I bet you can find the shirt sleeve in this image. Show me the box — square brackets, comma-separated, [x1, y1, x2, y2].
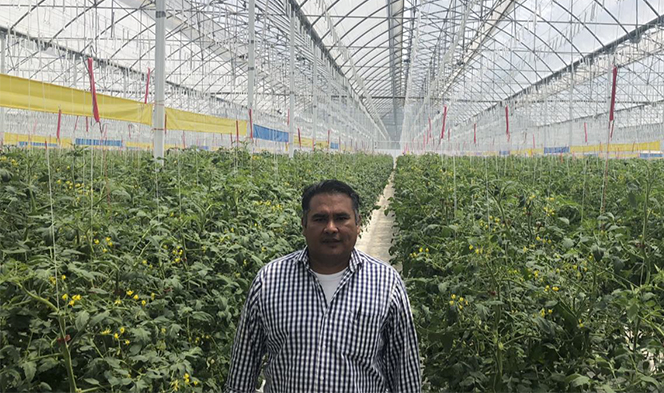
[224, 272, 267, 393]
[384, 276, 422, 392]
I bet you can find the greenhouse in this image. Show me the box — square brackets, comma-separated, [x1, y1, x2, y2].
[0, 0, 663, 391]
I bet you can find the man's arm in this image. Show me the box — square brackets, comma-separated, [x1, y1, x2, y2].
[384, 277, 422, 392]
[224, 273, 267, 393]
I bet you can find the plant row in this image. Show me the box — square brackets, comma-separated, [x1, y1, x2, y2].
[0, 148, 393, 392]
[388, 154, 664, 392]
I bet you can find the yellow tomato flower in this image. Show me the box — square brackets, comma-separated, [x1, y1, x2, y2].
[69, 300, 75, 306]
[62, 294, 69, 300]
[552, 286, 560, 292]
[142, 260, 147, 265]
[94, 239, 100, 244]
[151, 293, 156, 300]
[72, 294, 82, 301]
[133, 295, 139, 300]
[126, 290, 134, 296]
[459, 297, 464, 302]
[119, 327, 125, 334]
[451, 294, 456, 300]
[449, 300, 455, 306]
[114, 333, 119, 339]
[101, 329, 111, 335]
[124, 339, 130, 345]
[114, 299, 122, 305]
[141, 300, 147, 306]
[469, 244, 473, 250]
[61, 275, 67, 280]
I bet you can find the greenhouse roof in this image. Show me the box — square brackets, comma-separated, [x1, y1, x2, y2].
[1, 0, 663, 147]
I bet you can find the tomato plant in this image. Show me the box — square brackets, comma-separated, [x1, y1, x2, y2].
[389, 154, 664, 392]
[0, 148, 393, 392]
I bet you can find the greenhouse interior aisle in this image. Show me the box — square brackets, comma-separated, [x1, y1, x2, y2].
[355, 172, 397, 266]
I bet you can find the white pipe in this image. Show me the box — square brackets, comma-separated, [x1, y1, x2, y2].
[1, 32, 5, 139]
[152, 0, 166, 161]
[312, 43, 318, 153]
[247, 0, 256, 145]
[289, 5, 295, 155]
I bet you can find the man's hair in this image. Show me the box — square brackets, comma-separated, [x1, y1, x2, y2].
[301, 180, 360, 226]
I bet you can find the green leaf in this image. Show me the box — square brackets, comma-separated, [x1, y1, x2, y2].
[561, 238, 574, 250]
[638, 375, 659, 386]
[89, 311, 110, 327]
[84, 378, 100, 386]
[131, 327, 151, 344]
[38, 357, 59, 373]
[599, 384, 616, 393]
[21, 361, 36, 382]
[75, 310, 90, 331]
[566, 374, 590, 387]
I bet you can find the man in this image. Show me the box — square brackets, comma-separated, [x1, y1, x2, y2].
[225, 179, 421, 392]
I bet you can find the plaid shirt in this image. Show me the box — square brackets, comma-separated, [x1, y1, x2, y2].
[225, 248, 421, 393]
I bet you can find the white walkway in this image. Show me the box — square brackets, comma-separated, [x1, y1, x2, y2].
[355, 173, 397, 265]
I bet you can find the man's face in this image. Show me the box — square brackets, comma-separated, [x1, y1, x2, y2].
[303, 193, 360, 265]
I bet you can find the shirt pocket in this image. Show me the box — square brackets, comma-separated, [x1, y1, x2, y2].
[341, 309, 384, 359]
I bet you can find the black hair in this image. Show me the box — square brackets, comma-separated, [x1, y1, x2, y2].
[301, 180, 360, 226]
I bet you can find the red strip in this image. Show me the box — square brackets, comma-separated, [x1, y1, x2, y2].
[441, 106, 447, 139]
[87, 58, 100, 123]
[584, 122, 588, 143]
[235, 119, 239, 144]
[609, 66, 618, 123]
[287, 109, 290, 126]
[86, 117, 89, 133]
[609, 66, 618, 139]
[327, 129, 330, 148]
[144, 68, 151, 104]
[56, 108, 62, 143]
[249, 109, 254, 139]
[298, 127, 301, 147]
[473, 123, 477, 144]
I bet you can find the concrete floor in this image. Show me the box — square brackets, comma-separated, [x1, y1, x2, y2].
[355, 174, 396, 265]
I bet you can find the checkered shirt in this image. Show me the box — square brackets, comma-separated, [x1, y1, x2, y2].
[224, 247, 421, 393]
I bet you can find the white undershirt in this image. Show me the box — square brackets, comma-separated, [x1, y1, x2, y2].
[312, 268, 347, 305]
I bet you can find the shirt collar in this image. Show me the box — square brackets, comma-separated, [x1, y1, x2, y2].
[296, 247, 364, 273]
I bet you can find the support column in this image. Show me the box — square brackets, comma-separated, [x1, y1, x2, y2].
[247, 0, 256, 147]
[1, 32, 6, 140]
[288, 5, 295, 156]
[312, 43, 318, 153]
[152, 0, 166, 161]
